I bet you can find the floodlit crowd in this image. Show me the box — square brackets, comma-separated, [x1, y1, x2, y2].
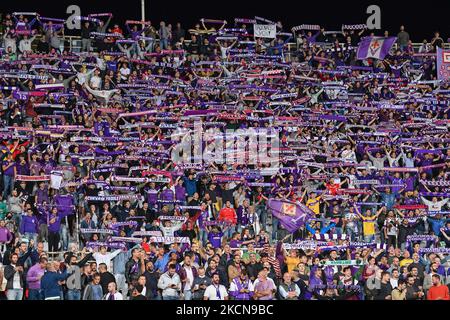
[0, 11, 449, 301]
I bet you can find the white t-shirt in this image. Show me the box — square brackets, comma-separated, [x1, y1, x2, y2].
[384, 218, 400, 236]
[390, 278, 398, 289]
[104, 292, 123, 300]
[120, 67, 130, 80]
[89, 75, 102, 89]
[183, 266, 194, 291]
[11, 265, 21, 289]
[204, 284, 228, 300]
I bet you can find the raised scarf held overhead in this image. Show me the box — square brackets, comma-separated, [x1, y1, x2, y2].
[108, 236, 142, 243]
[132, 230, 163, 237]
[80, 228, 114, 235]
[86, 241, 127, 250]
[291, 24, 321, 32]
[148, 236, 191, 244]
[158, 216, 186, 222]
[84, 195, 143, 201]
[110, 221, 138, 229]
[16, 175, 50, 181]
[419, 247, 450, 254]
[420, 180, 450, 187]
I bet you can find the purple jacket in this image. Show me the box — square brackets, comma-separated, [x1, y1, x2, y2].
[26, 263, 46, 290]
[20, 215, 39, 234]
[0, 226, 13, 243]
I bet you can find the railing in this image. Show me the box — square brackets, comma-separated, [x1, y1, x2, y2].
[29, 34, 450, 55]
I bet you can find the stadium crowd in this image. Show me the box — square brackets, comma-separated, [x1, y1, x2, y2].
[0, 11, 449, 301]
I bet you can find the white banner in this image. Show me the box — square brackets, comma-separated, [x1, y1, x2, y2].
[253, 24, 276, 39]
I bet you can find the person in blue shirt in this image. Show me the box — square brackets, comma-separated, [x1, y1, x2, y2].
[154, 247, 176, 273]
[427, 214, 446, 237]
[40, 261, 71, 300]
[306, 219, 336, 236]
[183, 173, 198, 199]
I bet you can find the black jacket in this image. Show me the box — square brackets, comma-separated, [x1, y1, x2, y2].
[125, 258, 143, 284]
[81, 25, 95, 39]
[4, 265, 24, 289]
[100, 272, 116, 293]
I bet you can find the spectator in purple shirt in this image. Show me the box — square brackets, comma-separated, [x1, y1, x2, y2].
[48, 207, 62, 256]
[174, 178, 187, 204]
[35, 182, 50, 205]
[26, 257, 48, 300]
[16, 155, 30, 176]
[19, 208, 39, 243]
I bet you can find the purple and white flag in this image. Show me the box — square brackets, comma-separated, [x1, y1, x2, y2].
[437, 47, 450, 81]
[267, 199, 313, 232]
[356, 37, 397, 60]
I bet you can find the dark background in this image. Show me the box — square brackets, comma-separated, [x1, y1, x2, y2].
[1, 0, 448, 42]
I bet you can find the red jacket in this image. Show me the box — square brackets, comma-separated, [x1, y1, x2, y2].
[218, 207, 237, 225]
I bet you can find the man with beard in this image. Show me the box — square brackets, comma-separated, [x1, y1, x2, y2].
[125, 248, 145, 296]
[142, 261, 159, 299]
[157, 263, 181, 300]
[178, 254, 197, 300]
[229, 269, 254, 300]
[227, 253, 244, 285]
[192, 266, 211, 300]
[65, 249, 94, 300]
[245, 252, 263, 282]
[203, 273, 228, 300]
[206, 256, 228, 286]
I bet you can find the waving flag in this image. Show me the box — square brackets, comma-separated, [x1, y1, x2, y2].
[356, 36, 397, 60]
[437, 47, 450, 80]
[267, 199, 314, 232]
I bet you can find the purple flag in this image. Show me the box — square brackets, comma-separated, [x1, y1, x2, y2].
[267, 199, 313, 232]
[356, 37, 397, 60]
[437, 47, 450, 80]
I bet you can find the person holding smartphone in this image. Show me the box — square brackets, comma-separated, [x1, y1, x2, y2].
[157, 264, 181, 300]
